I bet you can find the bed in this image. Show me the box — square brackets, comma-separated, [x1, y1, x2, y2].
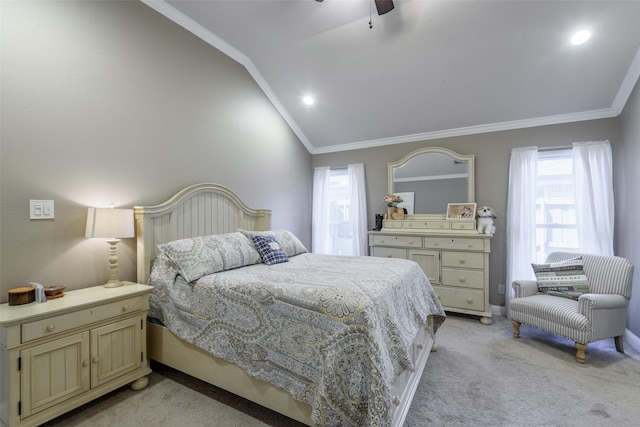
[135, 183, 445, 426]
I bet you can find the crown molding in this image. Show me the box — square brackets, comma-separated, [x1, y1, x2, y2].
[310, 108, 618, 154]
[612, 45, 640, 114]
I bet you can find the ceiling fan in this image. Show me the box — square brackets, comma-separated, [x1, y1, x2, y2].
[314, 0, 395, 16]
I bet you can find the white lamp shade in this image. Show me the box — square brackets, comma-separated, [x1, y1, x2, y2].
[85, 208, 134, 239]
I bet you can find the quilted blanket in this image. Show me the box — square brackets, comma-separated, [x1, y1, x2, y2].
[148, 253, 445, 426]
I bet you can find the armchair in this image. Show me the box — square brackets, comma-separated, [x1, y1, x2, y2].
[509, 251, 634, 363]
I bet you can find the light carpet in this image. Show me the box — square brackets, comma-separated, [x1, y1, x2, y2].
[43, 314, 640, 426]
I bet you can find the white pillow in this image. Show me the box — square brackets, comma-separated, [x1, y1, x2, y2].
[532, 257, 589, 300]
[158, 232, 261, 282]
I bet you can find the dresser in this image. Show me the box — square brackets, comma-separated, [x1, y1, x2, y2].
[0, 283, 152, 427]
[369, 218, 492, 324]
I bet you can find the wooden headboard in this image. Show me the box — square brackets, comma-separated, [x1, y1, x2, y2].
[134, 183, 271, 284]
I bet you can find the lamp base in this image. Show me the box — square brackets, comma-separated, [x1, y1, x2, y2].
[104, 238, 124, 288]
[104, 279, 124, 288]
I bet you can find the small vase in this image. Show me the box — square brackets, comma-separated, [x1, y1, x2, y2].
[387, 207, 396, 219]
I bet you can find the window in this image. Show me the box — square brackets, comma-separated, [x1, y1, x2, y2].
[506, 141, 613, 310]
[535, 149, 579, 261]
[312, 164, 367, 256]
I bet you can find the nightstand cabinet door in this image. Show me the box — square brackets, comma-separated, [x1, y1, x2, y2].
[20, 332, 90, 419]
[91, 316, 142, 387]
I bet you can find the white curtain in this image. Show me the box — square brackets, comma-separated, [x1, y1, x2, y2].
[312, 166, 331, 254]
[348, 163, 368, 256]
[505, 147, 538, 314]
[573, 140, 614, 256]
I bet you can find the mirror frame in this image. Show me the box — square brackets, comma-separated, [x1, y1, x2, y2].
[388, 147, 475, 217]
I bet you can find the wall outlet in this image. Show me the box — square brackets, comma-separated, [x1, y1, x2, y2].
[497, 284, 506, 295]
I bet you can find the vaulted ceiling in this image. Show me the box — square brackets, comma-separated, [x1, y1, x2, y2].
[143, 0, 640, 154]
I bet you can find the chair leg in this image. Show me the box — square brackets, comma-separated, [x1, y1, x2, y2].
[614, 336, 624, 353]
[575, 342, 587, 364]
[512, 320, 521, 338]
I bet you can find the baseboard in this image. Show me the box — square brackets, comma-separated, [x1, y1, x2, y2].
[625, 329, 640, 353]
[491, 304, 640, 353]
[491, 304, 506, 317]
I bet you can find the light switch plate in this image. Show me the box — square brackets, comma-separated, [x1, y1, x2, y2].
[30, 200, 55, 219]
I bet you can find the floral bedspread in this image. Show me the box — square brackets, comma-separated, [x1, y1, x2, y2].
[148, 253, 445, 426]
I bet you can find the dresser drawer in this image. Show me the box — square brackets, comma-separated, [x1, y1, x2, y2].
[22, 296, 143, 343]
[371, 247, 407, 259]
[451, 221, 476, 231]
[424, 237, 485, 251]
[433, 285, 485, 311]
[382, 220, 403, 229]
[403, 221, 450, 231]
[441, 251, 485, 269]
[371, 235, 422, 248]
[441, 268, 485, 289]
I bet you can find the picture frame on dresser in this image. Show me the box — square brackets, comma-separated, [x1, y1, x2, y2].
[446, 203, 476, 220]
[394, 192, 414, 215]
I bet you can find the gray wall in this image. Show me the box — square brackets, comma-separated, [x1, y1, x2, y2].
[617, 77, 640, 337]
[313, 118, 622, 317]
[0, 1, 312, 301]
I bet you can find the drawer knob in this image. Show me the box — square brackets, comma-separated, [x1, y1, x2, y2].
[123, 304, 130, 312]
[392, 396, 401, 406]
[433, 242, 439, 246]
[92, 357, 99, 364]
[380, 240, 385, 243]
[459, 258, 466, 264]
[83, 360, 89, 367]
[467, 298, 473, 304]
[459, 277, 466, 283]
[386, 254, 392, 258]
[47, 324, 55, 332]
[468, 243, 473, 248]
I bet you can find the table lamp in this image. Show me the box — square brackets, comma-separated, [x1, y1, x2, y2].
[85, 207, 135, 287]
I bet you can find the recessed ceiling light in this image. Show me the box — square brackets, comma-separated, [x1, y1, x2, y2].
[303, 96, 314, 106]
[571, 30, 591, 45]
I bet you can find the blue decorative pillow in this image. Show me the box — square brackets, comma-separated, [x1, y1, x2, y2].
[239, 229, 308, 257]
[251, 234, 289, 265]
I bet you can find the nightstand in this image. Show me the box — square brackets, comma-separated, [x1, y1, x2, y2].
[0, 282, 152, 427]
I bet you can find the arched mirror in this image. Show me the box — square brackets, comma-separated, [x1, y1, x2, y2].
[388, 147, 474, 216]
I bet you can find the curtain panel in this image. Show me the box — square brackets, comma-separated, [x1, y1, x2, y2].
[573, 140, 614, 256]
[348, 163, 368, 256]
[505, 146, 538, 314]
[312, 166, 331, 254]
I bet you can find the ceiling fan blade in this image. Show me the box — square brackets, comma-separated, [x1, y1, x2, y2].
[375, 0, 394, 15]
